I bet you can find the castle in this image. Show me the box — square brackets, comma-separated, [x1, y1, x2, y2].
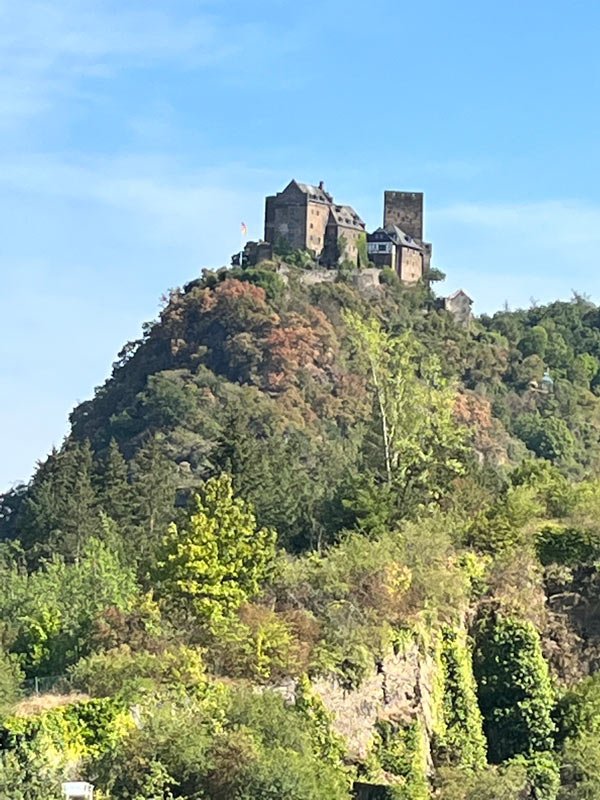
[265, 180, 367, 268]
[237, 179, 432, 284]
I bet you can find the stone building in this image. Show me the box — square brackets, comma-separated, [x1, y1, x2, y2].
[379, 190, 433, 277]
[231, 240, 273, 267]
[264, 180, 365, 266]
[366, 225, 425, 283]
[384, 191, 424, 239]
[322, 204, 367, 266]
[442, 289, 473, 327]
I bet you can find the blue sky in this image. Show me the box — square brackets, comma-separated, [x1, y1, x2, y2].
[3, 0, 600, 489]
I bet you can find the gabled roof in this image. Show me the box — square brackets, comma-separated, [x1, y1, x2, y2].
[368, 225, 423, 250]
[328, 204, 365, 230]
[446, 289, 473, 303]
[287, 180, 332, 203]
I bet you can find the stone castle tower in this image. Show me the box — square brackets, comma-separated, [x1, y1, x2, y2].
[383, 191, 424, 241]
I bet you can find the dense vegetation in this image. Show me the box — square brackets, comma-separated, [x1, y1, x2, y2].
[4, 261, 600, 798]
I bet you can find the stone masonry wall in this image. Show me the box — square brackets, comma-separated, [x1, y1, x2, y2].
[399, 248, 423, 284]
[384, 191, 424, 241]
[277, 265, 382, 295]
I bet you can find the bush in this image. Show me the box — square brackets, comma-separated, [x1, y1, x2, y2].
[373, 720, 429, 800]
[240, 268, 287, 301]
[433, 626, 487, 770]
[99, 687, 352, 800]
[70, 644, 207, 700]
[206, 604, 303, 682]
[536, 524, 600, 566]
[473, 614, 556, 763]
[0, 649, 23, 714]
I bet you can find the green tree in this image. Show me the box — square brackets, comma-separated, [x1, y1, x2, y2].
[356, 232, 369, 268]
[0, 649, 23, 713]
[473, 614, 556, 764]
[436, 762, 528, 800]
[344, 312, 467, 523]
[95, 438, 133, 531]
[155, 474, 276, 626]
[19, 441, 101, 562]
[10, 538, 138, 676]
[559, 732, 600, 800]
[514, 414, 576, 463]
[129, 436, 178, 570]
[0, 749, 63, 800]
[518, 325, 549, 358]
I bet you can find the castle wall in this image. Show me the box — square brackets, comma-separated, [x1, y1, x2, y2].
[384, 191, 424, 241]
[323, 225, 364, 266]
[277, 265, 381, 295]
[399, 247, 423, 283]
[306, 200, 329, 255]
[264, 183, 310, 251]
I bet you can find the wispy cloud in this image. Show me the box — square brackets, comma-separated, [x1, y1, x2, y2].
[434, 200, 600, 247]
[0, 150, 278, 282]
[0, 0, 267, 127]
[430, 199, 600, 311]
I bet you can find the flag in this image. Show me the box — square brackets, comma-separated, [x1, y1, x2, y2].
[241, 222, 248, 237]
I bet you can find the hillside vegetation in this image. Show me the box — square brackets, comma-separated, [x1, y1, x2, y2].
[4, 264, 600, 798]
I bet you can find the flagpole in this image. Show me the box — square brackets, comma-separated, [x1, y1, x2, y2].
[239, 222, 248, 267]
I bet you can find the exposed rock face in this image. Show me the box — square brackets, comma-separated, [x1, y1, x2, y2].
[273, 642, 436, 761]
[544, 565, 600, 683]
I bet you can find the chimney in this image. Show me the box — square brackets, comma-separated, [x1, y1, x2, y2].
[318, 181, 324, 190]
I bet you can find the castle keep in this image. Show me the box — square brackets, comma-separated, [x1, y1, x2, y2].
[383, 191, 424, 239]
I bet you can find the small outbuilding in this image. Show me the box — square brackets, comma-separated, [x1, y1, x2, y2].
[62, 782, 94, 800]
[442, 289, 473, 327]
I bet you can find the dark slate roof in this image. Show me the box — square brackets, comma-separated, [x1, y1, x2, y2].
[329, 204, 365, 230]
[292, 181, 332, 203]
[368, 225, 423, 250]
[446, 289, 473, 302]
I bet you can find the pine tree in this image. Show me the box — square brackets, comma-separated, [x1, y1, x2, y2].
[20, 440, 100, 562]
[129, 436, 178, 570]
[96, 438, 133, 530]
[155, 474, 276, 626]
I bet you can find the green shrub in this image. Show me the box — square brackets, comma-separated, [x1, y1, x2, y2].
[433, 626, 487, 770]
[70, 644, 207, 700]
[473, 614, 556, 763]
[0, 649, 23, 714]
[207, 605, 300, 682]
[536, 524, 600, 565]
[373, 720, 429, 800]
[240, 268, 287, 301]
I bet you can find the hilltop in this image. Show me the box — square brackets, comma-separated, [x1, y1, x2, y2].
[3, 262, 600, 798]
